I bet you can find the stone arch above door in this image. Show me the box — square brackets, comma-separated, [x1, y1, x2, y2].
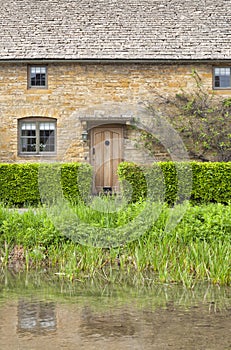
[74, 102, 172, 191]
[77, 103, 136, 193]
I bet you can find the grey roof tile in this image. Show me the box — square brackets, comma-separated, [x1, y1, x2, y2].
[0, 0, 231, 60]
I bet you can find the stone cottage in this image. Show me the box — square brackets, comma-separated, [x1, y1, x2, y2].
[0, 0, 231, 192]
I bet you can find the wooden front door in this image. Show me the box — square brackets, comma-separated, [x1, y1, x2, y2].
[91, 125, 123, 193]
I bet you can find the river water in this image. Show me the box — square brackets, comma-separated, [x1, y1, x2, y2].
[0, 270, 230, 350]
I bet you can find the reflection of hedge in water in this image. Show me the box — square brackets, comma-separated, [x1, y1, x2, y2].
[80, 306, 136, 338]
[1, 295, 230, 348]
[1, 270, 230, 310]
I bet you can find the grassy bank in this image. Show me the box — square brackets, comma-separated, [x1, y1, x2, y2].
[0, 202, 230, 287]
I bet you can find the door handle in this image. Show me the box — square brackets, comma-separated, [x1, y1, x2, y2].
[92, 147, 95, 155]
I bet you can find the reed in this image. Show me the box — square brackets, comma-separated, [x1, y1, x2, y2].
[0, 202, 230, 287]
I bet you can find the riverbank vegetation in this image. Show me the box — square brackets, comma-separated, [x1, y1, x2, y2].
[0, 202, 230, 288]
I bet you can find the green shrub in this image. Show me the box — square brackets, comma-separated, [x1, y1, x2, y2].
[117, 162, 147, 202]
[191, 162, 231, 203]
[0, 163, 92, 206]
[0, 207, 66, 248]
[118, 161, 231, 204]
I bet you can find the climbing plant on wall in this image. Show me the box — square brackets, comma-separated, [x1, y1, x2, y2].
[141, 70, 231, 162]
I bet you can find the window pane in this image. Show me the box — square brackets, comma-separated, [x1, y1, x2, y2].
[41, 74, 46, 86]
[27, 123, 36, 130]
[39, 122, 55, 152]
[21, 122, 36, 130]
[36, 75, 41, 85]
[30, 75, 36, 85]
[40, 132, 55, 152]
[214, 67, 231, 88]
[39, 122, 55, 130]
[20, 122, 37, 152]
[30, 66, 47, 87]
[220, 76, 230, 88]
[20, 120, 55, 154]
[21, 137, 37, 152]
[220, 68, 226, 75]
[214, 76, 220, 87]
[21, 130, 36, 137]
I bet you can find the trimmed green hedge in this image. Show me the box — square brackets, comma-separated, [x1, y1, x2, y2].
[1, 161, 230, 206]
[0, 163, 92, 206]
[118, 161, 231, 204]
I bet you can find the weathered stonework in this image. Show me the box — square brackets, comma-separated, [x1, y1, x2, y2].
[0, 62, 230, 164]
[1, 0, 231, 60]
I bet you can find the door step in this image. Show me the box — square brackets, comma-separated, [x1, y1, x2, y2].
[103, 186, 112, 195]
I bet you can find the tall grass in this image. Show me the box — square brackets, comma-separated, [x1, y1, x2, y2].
[0, 201, 230, 287]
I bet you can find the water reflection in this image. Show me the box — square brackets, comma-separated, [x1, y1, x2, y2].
[0, 271, 230, 350]
[80, 306, 136, 337]
[17, 300, 56, 335]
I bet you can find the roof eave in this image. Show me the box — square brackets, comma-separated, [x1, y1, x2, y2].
[1, 58, 231, 64]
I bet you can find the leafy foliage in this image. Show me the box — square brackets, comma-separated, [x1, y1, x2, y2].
[145, 70, 231, 161]
[0, 203, 230, 285]
[0, 163, 92, 206]
[118, 161, 231, 204]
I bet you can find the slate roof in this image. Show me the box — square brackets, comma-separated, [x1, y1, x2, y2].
[1, 0, 231, 61]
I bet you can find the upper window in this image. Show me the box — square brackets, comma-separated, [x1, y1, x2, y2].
[19, 118, 56, 155]
[28, 66, 47, 88]
[214, 67, 231, 89]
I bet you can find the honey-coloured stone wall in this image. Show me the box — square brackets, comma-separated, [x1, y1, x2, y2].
[0, 61, 229, 164]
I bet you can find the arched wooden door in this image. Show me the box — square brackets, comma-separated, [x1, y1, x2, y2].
[91, 125, 123, 194]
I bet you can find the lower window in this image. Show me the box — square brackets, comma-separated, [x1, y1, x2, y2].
[19, 118, 56, 154]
